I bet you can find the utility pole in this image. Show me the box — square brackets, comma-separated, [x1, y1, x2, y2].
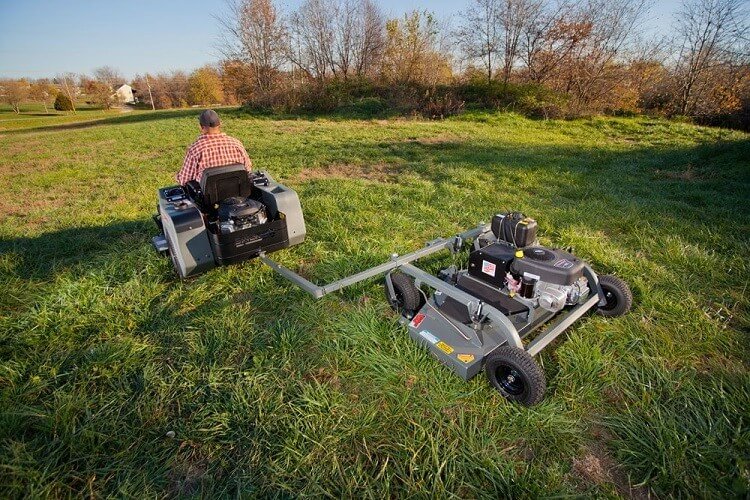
[145, 74, 155, 110]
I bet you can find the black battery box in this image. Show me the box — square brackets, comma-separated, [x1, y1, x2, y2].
[491, 213, 537, 247]
[468, 243, 517, 288]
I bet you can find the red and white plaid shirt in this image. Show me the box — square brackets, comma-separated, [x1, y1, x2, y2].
[176, 133, 252, 185]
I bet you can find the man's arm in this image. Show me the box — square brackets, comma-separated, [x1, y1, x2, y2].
[176, 147, 198, 185]
[241, 146, 252, 171]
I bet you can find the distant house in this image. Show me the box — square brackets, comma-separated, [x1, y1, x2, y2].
[113, 84, 136, 104]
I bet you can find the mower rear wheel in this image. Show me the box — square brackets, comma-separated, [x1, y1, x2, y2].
[386, 273, 422, 319]
[597, 275, 632, 317]
[485, 347, 546, 406]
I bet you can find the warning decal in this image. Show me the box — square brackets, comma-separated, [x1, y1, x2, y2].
[436, 341, 454, 355]
[419, 330, 439, 344]
[481, 260, 497, 277]
[411, 313, 426, 328]
[457, 354, 475, 363]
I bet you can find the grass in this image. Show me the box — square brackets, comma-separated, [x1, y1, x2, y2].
[0, 107, 748, 497]
[0, 103, 136, 132]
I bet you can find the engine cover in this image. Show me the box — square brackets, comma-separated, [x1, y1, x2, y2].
[511, 247, 585, 286]
[218, 197, 268, 233]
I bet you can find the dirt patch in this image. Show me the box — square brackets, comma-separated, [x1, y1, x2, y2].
[404, 134, 464, 147]
[294, 163, 401, 183]
[576, 429, 652, 499]
[573, 453, 610, 485]
[306, 367, 341, 389]
[654, 163, 700, 181]
[168, 442, 209, 497]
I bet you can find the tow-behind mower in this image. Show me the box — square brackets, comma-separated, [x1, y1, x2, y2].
[153, 167, 632, 405]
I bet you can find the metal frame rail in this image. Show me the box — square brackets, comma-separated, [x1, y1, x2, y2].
[258, 223, 489, 299]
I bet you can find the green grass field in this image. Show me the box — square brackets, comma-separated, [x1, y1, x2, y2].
[1, 107, 748, 497]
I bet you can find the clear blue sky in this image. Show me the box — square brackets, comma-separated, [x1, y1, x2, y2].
[0, 0, 683, 79]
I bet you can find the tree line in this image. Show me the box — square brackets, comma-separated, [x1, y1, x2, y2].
[1, 0, 748, 129]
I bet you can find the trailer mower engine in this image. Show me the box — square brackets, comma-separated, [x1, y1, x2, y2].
[510, 246, 590, 313]
[218, 197, 268, 234]
[534, 278, 590, 313]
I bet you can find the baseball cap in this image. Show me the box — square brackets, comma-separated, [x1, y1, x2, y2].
[199, 109, 221, 127]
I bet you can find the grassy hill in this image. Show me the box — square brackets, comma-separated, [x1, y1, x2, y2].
[0, 107, 748, 497]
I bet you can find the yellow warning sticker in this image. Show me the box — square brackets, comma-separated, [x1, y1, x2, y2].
[436, 341, 454, 354]
[457, 354, 475, 363]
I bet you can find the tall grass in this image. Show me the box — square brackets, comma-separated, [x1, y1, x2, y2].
[0, 108, 748, 497]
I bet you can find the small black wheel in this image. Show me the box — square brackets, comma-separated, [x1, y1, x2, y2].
[485, 346, 546, 406]
[385, 273, 423, 318]
[597, 275, 633, 317]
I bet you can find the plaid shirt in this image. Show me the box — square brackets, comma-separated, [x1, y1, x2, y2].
[176, 133, 252, 185]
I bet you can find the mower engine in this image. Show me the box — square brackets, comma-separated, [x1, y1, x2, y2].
[218, 197, 268, 234]
[510, 247, 591, 313]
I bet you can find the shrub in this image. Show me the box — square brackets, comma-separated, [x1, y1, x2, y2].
[54, 93, 73, 111]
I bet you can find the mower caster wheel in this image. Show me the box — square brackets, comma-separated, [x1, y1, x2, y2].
[597, 275, 633, 318]
[485, 347, 546, 406]
[386, 273, 423, 319]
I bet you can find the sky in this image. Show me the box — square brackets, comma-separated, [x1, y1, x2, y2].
[0, 0, 684, 79]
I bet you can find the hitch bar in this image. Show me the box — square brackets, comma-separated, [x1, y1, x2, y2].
[259, 223, 489, 299]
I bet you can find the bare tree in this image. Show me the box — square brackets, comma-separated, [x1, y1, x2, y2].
[673, 0, 748, 115]
[288, 0, 385, 80]
[519, 0, 579, 84]
[456, 0, 502, 82]
[218, 0, 287, 94]
[93, 66, 124, 88]
[29, 79, 55, 113]
[499, 0, 545, 84]
[352, 0, 385, 77]
[288, 0, 337, 80]
[56, 73, 78, 114]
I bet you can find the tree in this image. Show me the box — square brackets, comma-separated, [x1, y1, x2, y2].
[54, 92, 74, 111]
[82, 77, 116, 108]
[381, 11, 451, 86]
[56, 73, 78, 114]
[29, 80, 56, 113]
[0, 79, 30, 113]
[456, 0, 503, 82]
[499, 0, 545, 84]
[218, 0, 287, 95]
[673, 0, 748, 115]
[287, 0, 386, 80]
[188, 66, 225, 105]
[87, 66, 124, 108]
[93, 66, 123, 88]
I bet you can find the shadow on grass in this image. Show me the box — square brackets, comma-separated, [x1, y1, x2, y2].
[0, 108, 203, 135]
[0, 219, 155, 280]
[1, 137, 748, 284]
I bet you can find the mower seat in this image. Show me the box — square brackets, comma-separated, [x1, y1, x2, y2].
[199, 164, 252, 207]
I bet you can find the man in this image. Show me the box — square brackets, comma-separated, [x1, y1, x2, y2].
[176, 109, 252, 185]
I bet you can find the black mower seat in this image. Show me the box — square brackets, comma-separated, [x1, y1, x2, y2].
[200, 164, 252, 207]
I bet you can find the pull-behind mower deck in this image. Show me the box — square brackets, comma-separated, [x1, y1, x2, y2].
[257, 215, 631, 406]
[154, 167, 632, 405]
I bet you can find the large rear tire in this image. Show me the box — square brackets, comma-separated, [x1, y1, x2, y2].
[385, 273, 423, 319]
[485, 347, 546, 406]
[597, 275, 633, 317]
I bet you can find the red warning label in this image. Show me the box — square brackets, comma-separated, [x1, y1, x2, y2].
[411, 313, 426, 328]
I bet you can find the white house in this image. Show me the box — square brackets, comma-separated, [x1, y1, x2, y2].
[113, 84, 136, 104]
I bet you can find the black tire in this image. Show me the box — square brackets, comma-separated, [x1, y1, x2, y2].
[485, 346, 546, 406]
[597, 274, 633, 318]
[385, 273, 422, 318]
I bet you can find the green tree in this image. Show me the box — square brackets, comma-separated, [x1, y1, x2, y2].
[188, 67, 224, 105]
[54, 92, 74, 111]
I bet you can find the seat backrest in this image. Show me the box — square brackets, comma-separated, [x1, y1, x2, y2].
[200, 164, 252, 206]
